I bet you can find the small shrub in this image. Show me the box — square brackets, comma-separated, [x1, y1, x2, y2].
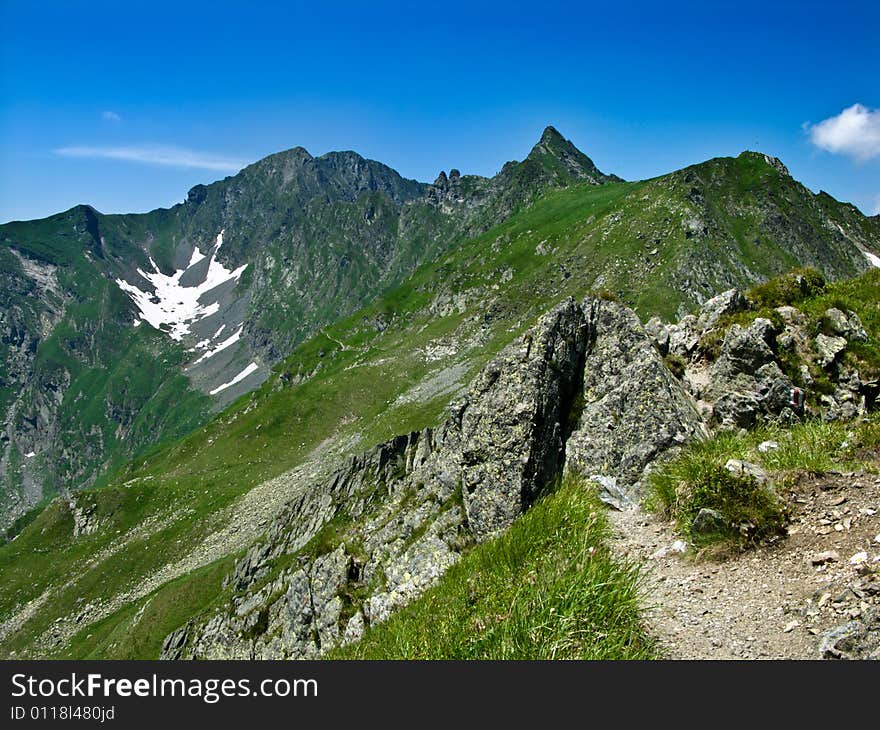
[648, 430, 790, 547]
[748, 268, 825, 309]
[592, 288, 620, 302]
[685, 467, 785, 539]
[663, 353, 687, 379]
[697, 330, 724, 362]
[845, 418, 880, 459]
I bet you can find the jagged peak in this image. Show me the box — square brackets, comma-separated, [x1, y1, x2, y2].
[527, 125, 578, 160]
[525, 125, 621, 184]
[538, 125, 565, 145]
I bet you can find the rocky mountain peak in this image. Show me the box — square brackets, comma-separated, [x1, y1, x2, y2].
[737, 150, 791, 177]
[526, 125, 621, 184]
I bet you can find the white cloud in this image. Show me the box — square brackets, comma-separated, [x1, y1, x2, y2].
[54, 144, 247, 172]
[807, 104, 880, 161]
[102, 110, 122, 123]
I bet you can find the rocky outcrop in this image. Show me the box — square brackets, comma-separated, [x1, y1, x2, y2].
[160, 296, 705, 660]
[819, 608, 880, 660]
[648, 288, 876, 429]
[157, 285, 878, 660]
[704, 318, 799, 429]
[823, 308, 867, 343]
[564, 300, 706, 507]
[695, 288, 749, 332]
[456, 298, 588, 538]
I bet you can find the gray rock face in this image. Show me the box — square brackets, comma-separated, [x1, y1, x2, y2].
[815, 333, 847, 368]
[667, 315, 700, 358]
[160, 622, 192, 660]
[644, 316, 670, 356]
[819, 608, 880, 660]
[716, 318, 777, 373]
[824, 308, 868, 343]
[457, 298, 588, 538]
[706, 318, 798, 429]
[564, 300, 706, 503]
[160, 296, 708, 660]
[695, 288, 748, 332]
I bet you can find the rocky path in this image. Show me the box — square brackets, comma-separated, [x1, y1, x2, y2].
[607, 471, 880, 659]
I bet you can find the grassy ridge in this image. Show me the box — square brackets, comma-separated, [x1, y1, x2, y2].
[333, 475, 654, 660]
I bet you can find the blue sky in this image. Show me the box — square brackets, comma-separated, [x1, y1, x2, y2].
[1, 0, 878, 222]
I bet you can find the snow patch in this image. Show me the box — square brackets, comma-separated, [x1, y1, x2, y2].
[213, 324, 226, 339]
[209, 362, 259, 395]
[192, 325, 244, 365]
[115, 230, 247, 341]
[187, 246, 206, 267]
[189, 339, 211, 352]
[25, 452, 36, 458]
[865, 250, 880, 268]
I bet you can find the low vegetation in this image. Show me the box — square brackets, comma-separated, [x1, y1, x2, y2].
[747, 267, 827, 309]
[648, 416, 880, 548]
[712, 267, 880, 384]
[333, 474, 654, 660]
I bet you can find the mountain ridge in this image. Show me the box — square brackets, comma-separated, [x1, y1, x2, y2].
[1, 128, 878, 532]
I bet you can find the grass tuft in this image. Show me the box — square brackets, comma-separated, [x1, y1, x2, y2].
[647, 417, 879, 548]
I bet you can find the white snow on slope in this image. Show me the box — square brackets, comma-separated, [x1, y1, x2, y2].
[865, 251, 880, 268]
[115, 231, 247, 341]
[209, 362, 259, 395]
[188, 246, 206, 267]
[192, 325, 244, 365]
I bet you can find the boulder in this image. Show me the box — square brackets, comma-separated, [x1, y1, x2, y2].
[644, 316, 670, 356]
[695, 288, 748, 332]
[691, 508, 726, 534]
[711, 390, 761, 429]
[588, 474, 633, 511]
[825, 308, 868, 342]
[716, 318, 777, 375]
[706, 318, 799, 428]
[819, 609, 880, 660]
[815, 333, 847, 368]
[667, 315, 700, 358]
[775, 305, 805, 326]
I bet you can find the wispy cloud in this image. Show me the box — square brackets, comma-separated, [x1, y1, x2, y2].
[54, 144, 247, 172]
[807, 103, 880, 162]
[102, 110, 122, 123]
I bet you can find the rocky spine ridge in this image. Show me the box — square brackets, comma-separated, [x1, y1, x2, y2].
[159, 296, 701, 659]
